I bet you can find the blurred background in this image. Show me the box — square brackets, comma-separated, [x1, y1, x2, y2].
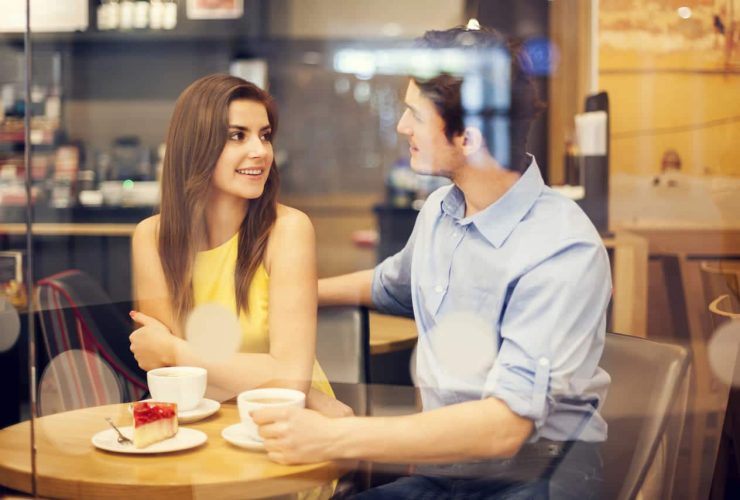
[0, 1, 738, 499]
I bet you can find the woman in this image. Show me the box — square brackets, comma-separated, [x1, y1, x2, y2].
[129, 74, 344, 412]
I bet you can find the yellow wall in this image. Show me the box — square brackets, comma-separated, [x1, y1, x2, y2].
[600, 63, 740, 176]
[599, 1, 740, 177]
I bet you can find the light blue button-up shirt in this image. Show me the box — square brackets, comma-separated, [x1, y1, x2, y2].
[372, 158, 612, 442]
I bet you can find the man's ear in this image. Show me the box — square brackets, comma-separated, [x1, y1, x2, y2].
[461, 127, 484, 156]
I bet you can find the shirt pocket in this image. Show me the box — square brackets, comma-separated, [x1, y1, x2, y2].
[456, 284, 501, 321]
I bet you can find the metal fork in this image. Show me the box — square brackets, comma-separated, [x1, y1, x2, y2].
[105, 417, 133, 445]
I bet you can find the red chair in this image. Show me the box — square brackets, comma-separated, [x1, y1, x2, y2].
[36, 269, 147, 415]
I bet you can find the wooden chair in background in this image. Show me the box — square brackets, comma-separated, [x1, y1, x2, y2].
[701, 262, 740, 331]
[702, 263, 740, 499]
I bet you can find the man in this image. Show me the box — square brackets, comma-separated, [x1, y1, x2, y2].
[253, 25, 611, 498]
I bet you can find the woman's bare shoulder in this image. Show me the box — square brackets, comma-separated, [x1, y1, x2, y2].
[274, 204, 313, 234]
[132, 214, 160, 248]
[264, 205, 314, 270]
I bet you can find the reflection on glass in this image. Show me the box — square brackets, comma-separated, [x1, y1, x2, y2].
[38, 350, 122, 416]
[0, 1, 735, 499]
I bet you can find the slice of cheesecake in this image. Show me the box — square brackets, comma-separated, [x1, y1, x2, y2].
[132, 401, 178, 448]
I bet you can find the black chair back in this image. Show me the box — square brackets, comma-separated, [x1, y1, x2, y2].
[600, 332, 690, 499]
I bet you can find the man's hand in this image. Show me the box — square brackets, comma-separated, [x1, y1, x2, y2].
[307, 388, 354, 418]
[129, 310, 179, 371]
[252, 407, 340, 464]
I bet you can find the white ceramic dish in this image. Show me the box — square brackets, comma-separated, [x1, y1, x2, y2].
[92, 426, 207, 454]
[221, 423, 265, 452]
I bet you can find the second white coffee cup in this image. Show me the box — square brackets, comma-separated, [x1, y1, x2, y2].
[237, 388, 306, 441]
[147, 366, 207, 411]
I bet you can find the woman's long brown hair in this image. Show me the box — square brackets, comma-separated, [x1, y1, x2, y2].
[158, 74, 280, 327]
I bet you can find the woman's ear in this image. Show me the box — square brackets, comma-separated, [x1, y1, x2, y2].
[461, 126, 484, 156]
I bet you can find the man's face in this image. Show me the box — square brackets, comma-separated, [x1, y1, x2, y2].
[396, 80, 465, 178]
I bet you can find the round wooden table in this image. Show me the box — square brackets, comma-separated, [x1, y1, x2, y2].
[0, 403, 340, 499]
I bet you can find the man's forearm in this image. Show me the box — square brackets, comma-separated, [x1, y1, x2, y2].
[317, 269, 375, 306]
[327, 397, 533, 463]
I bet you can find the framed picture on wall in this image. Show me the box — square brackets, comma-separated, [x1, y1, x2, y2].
[187, 0, 244, 20]
[600, 0, 740, 71]
[0, 0, 88, 33]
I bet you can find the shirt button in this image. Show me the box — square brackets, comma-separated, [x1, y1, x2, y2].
[538, 357, 549, 367]
[434, 285, 445, 293]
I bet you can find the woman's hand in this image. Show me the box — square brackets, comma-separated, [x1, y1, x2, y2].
[252, 407, 339, 464]
[129, 310, 179, 371]
[306, 387, 354, 418]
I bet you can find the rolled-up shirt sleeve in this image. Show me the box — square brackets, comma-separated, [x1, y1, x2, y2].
[370, 213, 422, 317]
[482, 238, 612, 438]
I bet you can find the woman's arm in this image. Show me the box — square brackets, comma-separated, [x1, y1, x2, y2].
[130, 207, 317, 397]
[131, 215, 180, 336]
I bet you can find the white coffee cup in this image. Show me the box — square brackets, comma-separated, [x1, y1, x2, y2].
[147, 366, 207, 411]
[237, 388, 306, 441]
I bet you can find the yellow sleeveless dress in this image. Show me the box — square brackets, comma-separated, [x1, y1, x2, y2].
[192, 232, 334, 397]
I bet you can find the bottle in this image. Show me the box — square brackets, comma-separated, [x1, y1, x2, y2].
[133, 1, 150, 29]
[149, 0, 163, 30]
[108, 0, 121, 30]
[96, 1, 110, 30]
[45, 94, 61, 122]
[162, 0, 177, 30]
[119, 0, 135, 30]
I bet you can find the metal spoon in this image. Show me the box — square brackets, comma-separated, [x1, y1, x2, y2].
[105, 417, 133, 445]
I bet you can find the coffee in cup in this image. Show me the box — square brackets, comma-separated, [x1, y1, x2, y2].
[237, 388, 306, 441]
[147, 366, 207, 411]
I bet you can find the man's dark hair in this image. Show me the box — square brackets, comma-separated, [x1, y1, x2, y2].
[414, 26, 545, 173]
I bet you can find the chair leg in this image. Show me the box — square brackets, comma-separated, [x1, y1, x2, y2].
[331, 462, 372, 498]
[661, 254, 729, 499]
[727, 389, 740, 490]
[660, 255, 702, 498]
[709, 431, 730, 500]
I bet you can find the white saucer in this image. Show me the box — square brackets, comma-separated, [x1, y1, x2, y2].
[130, 399, 221, 424]
[221, 423, 265, 451]
[178, 399, 221, 423]
[92, 426, 207, 454]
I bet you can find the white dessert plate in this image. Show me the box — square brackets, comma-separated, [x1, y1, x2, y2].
[92, 426, 207, 454]
[129, 398, 221, 423]
[221, 423, 265, 452]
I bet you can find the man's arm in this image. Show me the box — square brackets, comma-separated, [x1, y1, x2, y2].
[319, 209, 422, 311]
[253, 396, 532, 465]
[317, 270, 374, 307]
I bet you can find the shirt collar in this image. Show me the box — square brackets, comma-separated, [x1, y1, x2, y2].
[439, 156, 544, 248]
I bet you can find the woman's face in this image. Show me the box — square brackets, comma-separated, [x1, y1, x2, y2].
[210, 99, 274, 203]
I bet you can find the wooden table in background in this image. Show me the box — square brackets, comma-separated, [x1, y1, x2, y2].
[613, 221, 740, 500]
[603, 231, 649, 338]
[0, 223, 137, 237]
[0, 403, 340, 499]
[369, 312, 417, 355]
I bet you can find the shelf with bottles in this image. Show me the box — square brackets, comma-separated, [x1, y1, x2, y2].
[96, 0, 179, 32]
[0, 0, 264, 45]
[1, 85, 73, 209]
[0, 79, 62, 149]
[0, 118, 59, 148]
